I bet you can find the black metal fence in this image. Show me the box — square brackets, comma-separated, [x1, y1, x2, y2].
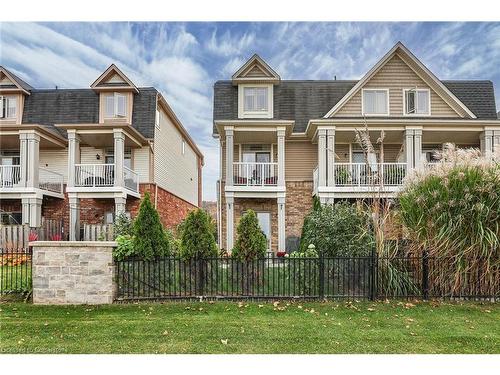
[115, 253, 500, 301]
[0, 248, 32, 297]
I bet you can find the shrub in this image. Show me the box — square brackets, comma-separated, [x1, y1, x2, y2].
[132, 192, 170, 259]
[113, 234, 135, 260]
[232, 210, 267, 261]
[179, 209, 218, 260]
[289, 244, 319, 295]
[398, 145, 500, 295]
[113, 212, 132, 237]
[299, 202, 374, 256]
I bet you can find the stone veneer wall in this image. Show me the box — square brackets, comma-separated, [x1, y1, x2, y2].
[31, 241, 116, 305]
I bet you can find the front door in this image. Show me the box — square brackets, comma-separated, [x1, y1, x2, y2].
[257, 212, 271, 252]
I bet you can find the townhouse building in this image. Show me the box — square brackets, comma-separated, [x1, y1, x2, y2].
[0, 64, 203, 240]
[213, 42, 500, 253]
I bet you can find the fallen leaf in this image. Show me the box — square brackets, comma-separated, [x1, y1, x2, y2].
[273, 301, 280, 307]
[162, 330, 169, 336]
[221, 339, 228, 345]
[258, 304, 264, 308]
[367, 308, 375, 312]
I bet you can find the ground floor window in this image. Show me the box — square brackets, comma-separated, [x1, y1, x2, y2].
[256, 211, 271, 251]
[0, 211, 22, 225]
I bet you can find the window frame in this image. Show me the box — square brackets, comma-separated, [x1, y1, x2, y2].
[103, 92, 127, 119]
[238, 84, 273, 119]
[361, 88, 390, 117]
[0, 95, 17, 119]
[403, 88, 431, 116]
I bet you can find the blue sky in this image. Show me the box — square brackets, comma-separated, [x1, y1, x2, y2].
[1, 22, 499, 200]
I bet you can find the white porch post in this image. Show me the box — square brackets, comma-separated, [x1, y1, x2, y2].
[413, 128, 422, 168]
[225, 127, 234, 187]
[20, 131, 40, 189]
[317, 128, 327, 187]
[277, 196, 286, 252]
[113, 129, 125, 188]
[494, 130, 500, 153]
[277, 128, 286, 187]
[226, 195, 234, 251]
[327, 128, 335, 186]
[19, 133, 28, 187]
[28, 197, 42, 227]
[114, 195, 126, 217]
[405, 128, 414, 169]
[67, 131, 80, 187]
[21, 198, 30, 224]
[69, 194, 80, 241]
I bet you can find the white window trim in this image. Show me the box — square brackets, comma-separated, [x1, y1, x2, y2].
[104, 92, 127, 119]
[361, 88, 390, 117]
[402, 88, 431, 116]
[238, 84, 273, 119]
[0, 95, 17, 120]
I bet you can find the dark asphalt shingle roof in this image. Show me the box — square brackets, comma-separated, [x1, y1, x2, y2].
[213, 79, 498, 134]
[22, 88, 158, 139]
[0, 66, 34, 91]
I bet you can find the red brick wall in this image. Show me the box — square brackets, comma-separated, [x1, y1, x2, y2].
[0, 199, 22, 213]
[41, 183, 196, 232]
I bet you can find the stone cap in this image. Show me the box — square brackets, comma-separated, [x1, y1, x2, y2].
[29, 241, 117, 247]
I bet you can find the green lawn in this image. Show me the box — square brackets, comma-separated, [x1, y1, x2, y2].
[0, 300, 498, 354]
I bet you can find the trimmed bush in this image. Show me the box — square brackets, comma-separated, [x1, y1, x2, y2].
[132, 192, 170, 259]
[179, 209, 218, 260]
[232, 210, 267, 261]
[299, 202, 374, 256]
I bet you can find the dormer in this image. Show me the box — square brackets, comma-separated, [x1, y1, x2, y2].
[0, 66, 32, 125]
[91, 64, 138, 124]
[232, 54, 280, 119]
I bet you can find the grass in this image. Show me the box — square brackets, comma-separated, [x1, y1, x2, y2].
[1, 300, 499, 354]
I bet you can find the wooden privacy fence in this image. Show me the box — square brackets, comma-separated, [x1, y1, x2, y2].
[0, 219, 64, 250]
[83, 224, 114, 241]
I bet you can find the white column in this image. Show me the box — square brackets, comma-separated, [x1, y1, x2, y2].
[225, 127, 234, 187]
[317, 128, 327, 187]
[413, 128, 422, 168]
[277, 128, 286, 187]
[327, 128, 335, 187]
[69, 194, 80, 241]
[19, 133, 28, 187]
[405, 128, 414, 169]
[226, 195, 234, 251]
[28, 197, 42, 227]
[113, 129, 125, 188]
[277, 196, 286, 252]
[114, 196, 127, 217]
[67, 131, 80, 187]
[21, 198, 30, 224]
[480, 130, 493, 157]
[493, 130, 500, 153]
[21, 132, 40, 189]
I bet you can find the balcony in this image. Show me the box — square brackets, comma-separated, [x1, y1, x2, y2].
[0, 165, 63, 194]
[74, 163, 138, 193]
[39, 168, 64, 194]
[0, 165, 21, 188]
[334, 163, 407, 187]
[233, 162, 278, 187]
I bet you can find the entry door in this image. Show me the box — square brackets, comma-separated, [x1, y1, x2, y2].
[257, 212, 271, 251]
[352, 152, 365, 184]
[255, 152, 270, 184]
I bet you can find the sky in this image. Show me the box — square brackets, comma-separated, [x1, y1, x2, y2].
[1, 22, 499, 201]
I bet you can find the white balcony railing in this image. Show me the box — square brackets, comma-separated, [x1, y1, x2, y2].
[334, 163, 407, 187]
[0, 165, 21, 188]
[233, 162, 279, 187]
[39, 168, 64, 194]
[75, 163, 115, 187]
[124, 166, 139, 192]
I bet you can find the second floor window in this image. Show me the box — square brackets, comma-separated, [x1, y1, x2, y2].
[244, 87, 268, 112]
[405, 89, 430, 115]
[104, 93, 127, 118]
[362, 89, 389, 116]
[0, 96, 17, 119]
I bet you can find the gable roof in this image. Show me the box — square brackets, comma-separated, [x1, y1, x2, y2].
[91, 64, 139, 93]
[232, 54, 280, 84]
[0, 66, 33, 94]
[22, 88, 157, 138]
[323, 42, 477, 119]
[213, 79, 498, 134]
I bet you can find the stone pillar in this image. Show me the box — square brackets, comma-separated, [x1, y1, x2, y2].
[226, 195, 234, 251]
[113, 129, 125, 188]
[67, 131, 80, 187]
[317, 128, 327, 188]
[277, 128, 286, 187]
[19, 133, 28, 187]
[69, 195, 80, 241]
[413, 128, 422, 168]
[225, 127, 234, 187]
[277, 196, 286, 252]
[327, 128, 335, 187]
[114, 196, 126, 217]
[405, 128, 414, 169]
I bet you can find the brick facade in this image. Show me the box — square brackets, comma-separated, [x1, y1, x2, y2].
[219, 181, 314, 253]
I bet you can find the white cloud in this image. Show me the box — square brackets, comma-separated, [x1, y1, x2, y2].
[206, 28, 256, 57]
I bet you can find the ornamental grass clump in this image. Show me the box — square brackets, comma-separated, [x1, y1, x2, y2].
[399, 144, 500, 296]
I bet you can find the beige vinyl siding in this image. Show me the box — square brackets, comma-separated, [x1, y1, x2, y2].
[383, 144, 404, 162]
[153, 107, 198, 206]
[133, 146, 150, 183]
[335, 54, 460, 118]
[39, 149, 68, 184]
[285, 141, 317, 181]
[80, 147, 105, 164]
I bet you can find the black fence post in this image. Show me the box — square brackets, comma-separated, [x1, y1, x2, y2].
[422, 250, 429, 300]
[318, 250, 325, 300]
[370, 247, 378, 301]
